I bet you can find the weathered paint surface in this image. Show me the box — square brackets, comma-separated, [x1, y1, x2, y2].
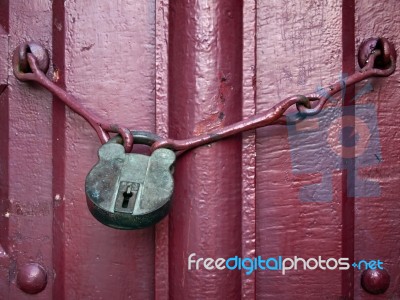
[355, 1, 400, 299]
[255, 0, 345, 298]
[4, 1, 53, 299]
[59, 1, 157, 299]
[168, 0, 243, 298]
[0, 0, 399, 299]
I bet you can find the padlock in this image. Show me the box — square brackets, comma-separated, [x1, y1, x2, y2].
[85, 131, 176, 229]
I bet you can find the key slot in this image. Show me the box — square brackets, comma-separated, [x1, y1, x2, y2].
[114, 181, 140, 214]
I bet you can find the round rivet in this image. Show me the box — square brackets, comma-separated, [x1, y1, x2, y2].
[16, 263, 47, 294]
[361, 269, 390, 295]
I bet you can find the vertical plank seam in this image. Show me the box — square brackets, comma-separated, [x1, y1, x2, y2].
[52, 0, 66, 298]
[341, 0, 355, 298]
[155, 0, 170, 299]
[241, 0, 257, 298]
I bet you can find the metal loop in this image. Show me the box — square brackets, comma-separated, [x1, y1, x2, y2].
[358, 37, 397, 72]
[109, 131, 161, 148]
[295, 95, 311, 111]
[13, 42, 50, 81]
[296, 97, 327, 117]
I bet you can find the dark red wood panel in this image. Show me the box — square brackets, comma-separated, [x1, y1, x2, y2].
[51, 0, 66, 297]
[6, 1, 54, 299]
[255, 1, 347, 298]
[0, 0, 8, 33]
[1, 0, 400, 299]
[354, 1, 400, 299]
[0, 22, 9, 297]
[341, 0, 356, 297]
[55, 1, 158, 299]
[168, 0, 243, 298]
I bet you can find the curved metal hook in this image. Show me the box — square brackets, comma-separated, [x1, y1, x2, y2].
[13, 44, 134, 153]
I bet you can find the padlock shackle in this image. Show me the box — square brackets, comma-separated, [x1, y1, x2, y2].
[108, 131, 162, 148]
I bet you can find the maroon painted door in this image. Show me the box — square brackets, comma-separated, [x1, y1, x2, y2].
[1, 0, 399, 299]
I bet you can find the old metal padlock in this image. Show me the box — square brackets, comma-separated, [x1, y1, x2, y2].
[85, 131, 176, 229]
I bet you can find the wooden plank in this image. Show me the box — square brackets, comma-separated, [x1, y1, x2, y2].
[255, 0, 345, 298]
[8, 0, 53, 298]
[354, 1, 400, 298]
[58, 1, 157, 298]
[168, 0, 243, 298]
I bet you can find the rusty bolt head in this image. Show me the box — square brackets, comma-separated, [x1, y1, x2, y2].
[13, 42, 49, 78]
[358, 37, 396, 69]
[361, 269, 390, 295]
[16, 263, 47, 294]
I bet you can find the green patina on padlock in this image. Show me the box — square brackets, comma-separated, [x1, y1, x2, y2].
[85, 131, 175, 230]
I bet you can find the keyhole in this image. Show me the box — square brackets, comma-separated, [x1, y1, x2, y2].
[122, 186, 133, 208]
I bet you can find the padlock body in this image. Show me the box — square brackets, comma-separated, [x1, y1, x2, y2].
[85, 142, 175, 229]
